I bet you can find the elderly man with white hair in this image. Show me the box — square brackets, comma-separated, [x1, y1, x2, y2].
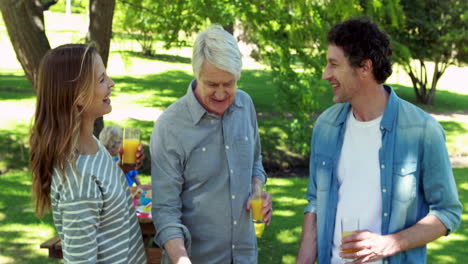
[150, 24, 273, 264]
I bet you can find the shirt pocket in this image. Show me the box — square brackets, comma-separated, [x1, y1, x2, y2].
[234, 135, 253, 169]
[185, 146, 214, 182]
[315, 154, 333, 191]
[393, 162, 417, 203]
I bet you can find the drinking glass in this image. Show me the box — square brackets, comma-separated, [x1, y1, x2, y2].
[122, 127, 140, 166]
[341, 217, 359, 262]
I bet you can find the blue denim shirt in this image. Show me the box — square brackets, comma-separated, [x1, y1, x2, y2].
[305, 86, 462, 264]
[150, 81, 267, 264]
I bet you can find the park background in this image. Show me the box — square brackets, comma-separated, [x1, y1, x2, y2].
[0, 0, 467, 263]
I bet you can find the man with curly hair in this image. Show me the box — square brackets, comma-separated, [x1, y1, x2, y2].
[296, 18, 462, 264]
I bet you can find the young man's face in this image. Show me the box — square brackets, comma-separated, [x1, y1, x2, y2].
[194, 61, 237, 116]
[322, 45, 360, 103]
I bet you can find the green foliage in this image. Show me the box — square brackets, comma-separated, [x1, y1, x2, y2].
[113, 0, 236, 55]
[237, 0, 365, 156]
[381, 0, 468, 104]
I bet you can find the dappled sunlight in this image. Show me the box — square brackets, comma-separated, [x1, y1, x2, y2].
[108, 51, 192, 76]
[269, 178, 295, 187]
[0, 100, 34, 125]
[276, 229, 300, 244]
[281, 255, 296, 264]
[275, 210, 296, 217]
[0, 255, 15, 264]
[274, 197, 307, 206]
[460, 182, 468, 190]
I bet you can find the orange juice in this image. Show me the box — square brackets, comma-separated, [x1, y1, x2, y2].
[251, 198, 264, 222]
[254, 222, 265, 237]
[341, 231, 358, 253]
[122, 139, 139, 164]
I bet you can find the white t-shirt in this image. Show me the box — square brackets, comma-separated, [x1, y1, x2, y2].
[331, 111, 383, 264]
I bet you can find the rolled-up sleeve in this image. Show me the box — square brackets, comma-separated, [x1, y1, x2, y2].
[422, 120, 463, 234]
[251, 102, 267, 183]
[151, 119, 191, 248]
[305, 131, 318, 214]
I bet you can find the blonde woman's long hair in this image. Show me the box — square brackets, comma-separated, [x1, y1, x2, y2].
[30, 44, 98, 217]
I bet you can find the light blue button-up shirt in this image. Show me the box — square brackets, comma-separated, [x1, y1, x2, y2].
[150, 80, 267, 264]
[305, 85, 462, 263]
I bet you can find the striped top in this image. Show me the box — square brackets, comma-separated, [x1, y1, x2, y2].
[51, 138, 146, 264]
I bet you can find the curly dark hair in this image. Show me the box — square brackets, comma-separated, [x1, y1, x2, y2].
[327, 18, 393, 84]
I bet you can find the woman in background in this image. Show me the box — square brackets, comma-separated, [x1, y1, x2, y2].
[30, 44, 146, 263]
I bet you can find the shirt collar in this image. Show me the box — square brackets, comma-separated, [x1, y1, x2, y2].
[334, 85, 398, 131]
[380, 85, 398, 131]
[185, 79, 244, 125]
[186, 80, 207, 125]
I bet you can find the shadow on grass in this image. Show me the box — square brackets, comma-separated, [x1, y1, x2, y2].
[0, 170, 60, 264]
[0, 124, 30, 173]
[0, 73, 34, 101]
[439, 121, 468, 136]
[391, 84, 468, 112]
[117, 50, 191, 64]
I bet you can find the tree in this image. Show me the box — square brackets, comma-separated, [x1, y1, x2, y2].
[114, 0, 235, 56]
[383, 0, 468, 105]
[87, 0, 116, 134]
[0, 0, 51, 85]
[0, 0, 116, 135]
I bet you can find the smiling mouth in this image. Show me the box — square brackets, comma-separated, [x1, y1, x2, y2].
[211, 98, 228, 103]
[103, 94, 111, 104]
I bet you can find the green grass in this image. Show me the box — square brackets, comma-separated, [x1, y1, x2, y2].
[0, 169, 466, 263]
[392, 84, 468, 112]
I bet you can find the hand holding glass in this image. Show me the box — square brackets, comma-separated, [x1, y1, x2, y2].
[251, 181, 265, 223]
[341, 217, 359, 261]
[122, 128, 140, 166]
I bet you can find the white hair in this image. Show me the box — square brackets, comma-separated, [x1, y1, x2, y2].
[99, 125, 122, 150]
[192, 24, 242, 80]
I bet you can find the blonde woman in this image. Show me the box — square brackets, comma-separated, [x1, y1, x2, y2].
[30, 44, 146, 263]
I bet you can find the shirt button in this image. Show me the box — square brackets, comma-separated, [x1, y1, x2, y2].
[380, 126, 384, 130]
[233, 220, 237, 225]
[231, 195, 236, 199]
[322, 161, 326, 166]
[384, 212, 388, 217]
[401, 168, 405, 173]
[382, 188, 387, 193]
[202, 147, 206, 152]
[230, 169, 234, 174]
[232, 244, 235, 249]
[225, 145, 230, 150]
[245, 136, 248, 141]
[381, 164, 385, 169]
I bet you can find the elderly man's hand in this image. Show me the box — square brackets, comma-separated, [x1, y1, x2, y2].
[246, 190, 273, 226]
[340, 230, 401, 263]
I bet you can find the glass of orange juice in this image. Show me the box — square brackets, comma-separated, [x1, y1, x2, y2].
[341, 217, 359, 261]
[122, 128, 140, 166]
[251, 180, 266, 237]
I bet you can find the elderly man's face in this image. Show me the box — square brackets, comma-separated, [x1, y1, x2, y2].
[195, 62, 237, 116]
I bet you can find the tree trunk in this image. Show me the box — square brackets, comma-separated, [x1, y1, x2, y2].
[87, 0, 115, 67]
[0, 0, 51, 87]
[87, 0, 116, 136]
